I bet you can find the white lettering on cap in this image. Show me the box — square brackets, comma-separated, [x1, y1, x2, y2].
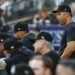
[1, 39, 3, 42]
[18, 28, 21, 30]
[11, 46, 14, 49]
[65, 8, 67, 11]
[41, 36, 44, 39]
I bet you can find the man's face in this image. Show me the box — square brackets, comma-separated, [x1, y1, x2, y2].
[29, 60, 45, 75]
[56, 64, 74, 75]
[33, 39, 44, 53]
[56, 12, 67, 25]
[14, 32, 20, 39]
[39, 11, 47, 19]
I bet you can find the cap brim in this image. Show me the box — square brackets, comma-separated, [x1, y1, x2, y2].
[52, 10, 60, 13]
[34, 37, 41, 41]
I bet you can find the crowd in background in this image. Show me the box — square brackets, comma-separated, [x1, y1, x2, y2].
[0, 0, 75, 75]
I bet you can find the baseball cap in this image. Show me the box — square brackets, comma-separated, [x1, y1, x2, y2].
[35, 31, 52, 42]
[52, 4, 72, 14]
[4, 37, 22, 51]
[14, 22, 29, 32]
[0, 33, 11, 43]
[11, 64, 34, 75]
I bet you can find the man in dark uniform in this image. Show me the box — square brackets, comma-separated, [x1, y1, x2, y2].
[11, 63, 34, 75]
[0, 33, 11, 58]
[0, 37, 36, 74]
[33, 31, 59, 75]
[52, 4, 75, 59]
[14, 22, 35, 51]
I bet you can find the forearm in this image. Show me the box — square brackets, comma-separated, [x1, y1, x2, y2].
[61, 47, 74, 59]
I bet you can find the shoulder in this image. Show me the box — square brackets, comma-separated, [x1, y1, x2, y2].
[23, 33, 35, 39]
[67, 22, 75, 30]
[46, 51, 59, 57]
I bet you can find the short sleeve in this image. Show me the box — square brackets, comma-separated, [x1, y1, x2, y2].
[66, 27, 75, 42]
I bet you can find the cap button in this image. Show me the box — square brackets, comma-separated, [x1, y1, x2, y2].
[18, 28, 21, 30]
[11, 46, 14, 49]
[65, 8, 67, 11]
[1, 39, 3, 42]
[41, 36, 44, 39]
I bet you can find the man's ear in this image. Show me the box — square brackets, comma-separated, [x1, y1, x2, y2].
[65, 12, 70, 17]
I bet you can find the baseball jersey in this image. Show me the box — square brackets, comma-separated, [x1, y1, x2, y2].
[59, 22, 75, 58]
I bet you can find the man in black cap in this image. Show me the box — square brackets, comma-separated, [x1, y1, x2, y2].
[11, 63, 34, 75]
[14, 22, 35, 51]
[52, 4, 75, 59]
[0, 37, 28, 74]
[0, 33, 11, 58]
[33, 31, 59, 75]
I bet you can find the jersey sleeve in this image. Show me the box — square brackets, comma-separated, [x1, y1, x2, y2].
[66, 27, 75, 42]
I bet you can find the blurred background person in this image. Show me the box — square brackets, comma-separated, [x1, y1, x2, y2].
[33, 8, 51, 26]
[14, 22, 35, 51]
[56, 59, 75, 75]
[71, 2, 75, 22]
[0, 0, 12, 25]
[33, 31, 59, 75]
[0, 33, 11, 58]
[0, 37, 28, 74]
[29, 55, 53, 75]
[0, 9, 6, 28]
[0, 0, 11, 11]
[54, 0, 64, 6]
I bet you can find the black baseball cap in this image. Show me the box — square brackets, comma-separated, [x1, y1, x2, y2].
[4, 37, 22, 51]
[0, 33, 11, 43]
[52, 4, 72, 15]
[14, 22, 29, 32]
[11, 64, 34, 75]
[35, 31, 52, 42]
